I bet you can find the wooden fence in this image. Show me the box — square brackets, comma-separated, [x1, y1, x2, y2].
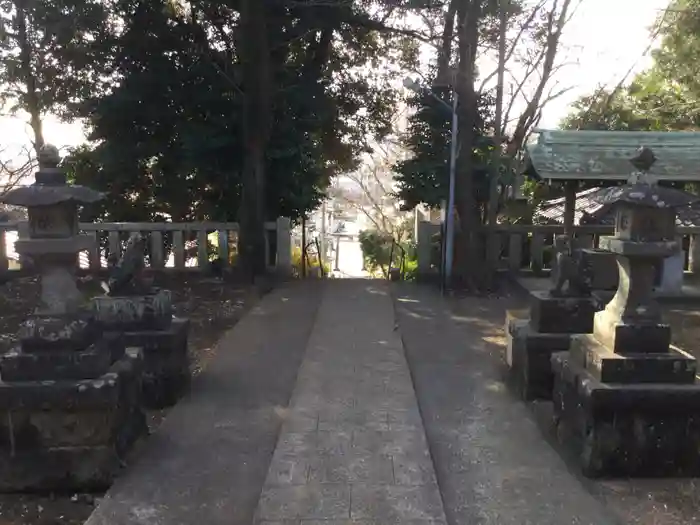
[416, 221, 700, 276]
[0, 218, 292, 273]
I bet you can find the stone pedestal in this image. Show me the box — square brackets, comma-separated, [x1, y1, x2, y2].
[530, 291, 596, 334]
[579, 249, 618, 290]
[505, 290, 595, 402]
[92, 289, 174, 331]
[505, 311, 570, 401]
[551, 176, 700, 478]
[92, 290, 190, 409]
[552, 351, 700, 477]
[0, 327, 147, 491]
[0, 145, 149, 491]
[118, 318, 190, 408]
[552, 322, 700, 477]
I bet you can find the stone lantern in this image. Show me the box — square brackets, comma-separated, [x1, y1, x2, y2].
[2, 145, 103, 315]
[551, 146, 700, 478]
[592, 147, 693, 353]
[0, 145, 147, 492]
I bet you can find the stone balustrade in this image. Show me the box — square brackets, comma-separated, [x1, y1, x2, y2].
[416, 221, 700, 277]
[0, 217, 292, 274]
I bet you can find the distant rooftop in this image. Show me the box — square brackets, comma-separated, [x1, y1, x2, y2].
[536, 186, 700, 228]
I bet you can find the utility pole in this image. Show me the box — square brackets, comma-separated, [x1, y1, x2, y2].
[486, 0, 508, 274]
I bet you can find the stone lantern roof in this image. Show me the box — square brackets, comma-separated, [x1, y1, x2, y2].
[591, 183, 700, 209]
[590, 147, 700, 209]
[0, 145, 104, 207]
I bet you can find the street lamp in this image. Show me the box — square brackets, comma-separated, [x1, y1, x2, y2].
[402, 75, 458, 290]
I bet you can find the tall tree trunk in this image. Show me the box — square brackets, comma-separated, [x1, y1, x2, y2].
[451, 0, 482, 289]
[14, 0, 44, 153]
[238, 0, 272, 280]
[437, 0, 458, 82]
[485, 0, 508, 281]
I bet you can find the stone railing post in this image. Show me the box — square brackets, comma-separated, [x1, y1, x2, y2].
[417, 220, 433, 278]
[0, 228, 9, 272]
[690, 233, 700, 275]
[17, 221, 30, 269]
[275, 217, 292, 275]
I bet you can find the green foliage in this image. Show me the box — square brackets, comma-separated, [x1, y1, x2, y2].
[0, 0, 110, 122]
[6, 0, 423, 226]
[561, 0, 700, 135]
[402, 256, 419, 281]
[359, 230, 392, 277]
[358, 229, 415, 279]
[653, 0, 700, 97]
[393, 83, 495, 211]
[560, 75, 700, 133]
[291, 245, 330, 278]
[554, 3, 700, 204]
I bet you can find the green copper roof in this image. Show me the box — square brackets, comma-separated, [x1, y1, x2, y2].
[524, 130, 700, 181]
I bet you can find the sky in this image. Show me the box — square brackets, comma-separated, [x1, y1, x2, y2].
[0, 0, 671, 157]
[537, 0, 670, 127]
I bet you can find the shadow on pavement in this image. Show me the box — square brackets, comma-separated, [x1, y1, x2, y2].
[394, 282, 700, 525]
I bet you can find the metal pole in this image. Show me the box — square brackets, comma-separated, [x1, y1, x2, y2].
[334, 235, 340, 271]
[301, 216, 307, 278]
[444, 91, 459, 288]
[320, 199, 327, 268]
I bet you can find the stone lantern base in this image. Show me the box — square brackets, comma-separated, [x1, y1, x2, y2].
[92, 289, 190, 409]
[551, 343, 700, 478]
[115, 318, 190, 409]
[504, 291, 596, 402]
[505, 311, 571, 401]
[0, 335, 147, 492]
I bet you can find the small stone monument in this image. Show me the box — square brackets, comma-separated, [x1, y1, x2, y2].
[0, 145, 147, 491]
[551, 147, 700, 477]
[504, 235, 596, 401]
[92, 232, 190, 409]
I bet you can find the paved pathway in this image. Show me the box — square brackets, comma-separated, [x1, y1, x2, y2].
[86, 279, 622, 525]
[86, 282, 324, 525]
[254, 279, 446, 523]
[331, 238, 367, 278]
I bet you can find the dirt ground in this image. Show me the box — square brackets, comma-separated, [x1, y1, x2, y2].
[0, 274, 258, 525]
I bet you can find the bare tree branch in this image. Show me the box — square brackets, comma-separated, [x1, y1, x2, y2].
[506, 0, 579, 156]
[477, 0, 547, 93]
[331, 143, 411, 242]
[0, 143, 35, 197]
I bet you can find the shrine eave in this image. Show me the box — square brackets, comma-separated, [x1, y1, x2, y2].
[523, 129, 700, 182]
